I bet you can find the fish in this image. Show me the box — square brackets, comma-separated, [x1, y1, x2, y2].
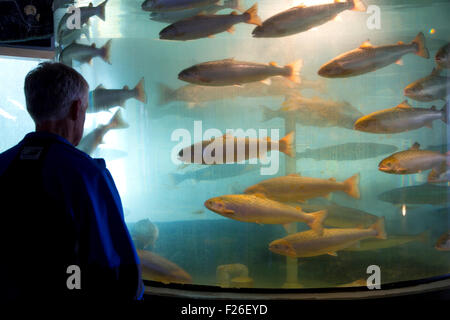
[204, 194, 328, 234]
[428, 168, 450, 183]
[262, 95, 363, 130]
[344, 231, 429, 251]
[178, 58, 302, 86]
[150, 0, 243, 23]
[404, 68, 450, 102]
[142, 0, 219, 12]
[156, 77, 323, 107]
[59, 40, 112, 67]
[435, 232, 450, 251]
[159, 4, 261, 41]
[178, 131, 294, 165]
[77, 110, 129, 155]
[435, 43, 450, 69]
[170, 163, 259, 185]
[354, 100, 448, 133]
[318, 32, 429, 78]
[89, 78, 147, 113]
[137, 249, 192, 284]
[296, 143, 398, 161]
[300, 202, 379, 229]
[378, 183, 450, 205]
[244, 173, 360, 202]
[57, 23, 90, 47]
[57, 1, 107, 35]
[130, 219, 159, 250]
[378, 142, 449, 178]
[252, 0, 366, 38]
[269, 217, 387, 258]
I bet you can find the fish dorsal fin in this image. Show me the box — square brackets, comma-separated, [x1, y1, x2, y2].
[91, 43, 96, 48]
[397, 100, 412, 109]
[89, 3, 93, 7]
[410, 142, 420, 151]
[294, 5, 306, 8]
[431, 105, 437, 111]
[359, 40, 373, 49]
[269, 61, 278, 67]
[397, 41, 405, 45]
[328, 177, 336, 182]
[123, 85, 129, 90]
[230, 11, 238, 15]
[95, 84, 105, 90]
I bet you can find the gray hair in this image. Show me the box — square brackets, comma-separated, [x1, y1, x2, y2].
[24, 62, 89, 123]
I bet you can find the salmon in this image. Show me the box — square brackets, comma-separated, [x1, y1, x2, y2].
[378, 142, 449, 177]
[354, 100, 448, 133]
[178, 131, 294, 164]
[204, 194, 328, 235]
[252, 0, 365, 38]
[159, 4, 261, 41]
[318, 32, 429, 78]
[269, 218, 387, 258]
[404, 68, 450, 102]
[244, 173, 360, 202]
[59, 40, 112, 67]
[178, 58, 302, 86]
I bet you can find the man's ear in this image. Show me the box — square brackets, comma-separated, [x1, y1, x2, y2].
[68, 99, 82, 121]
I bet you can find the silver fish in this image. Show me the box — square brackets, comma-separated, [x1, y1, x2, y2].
[404, 68, 450, 102]
[59, 40, 111, 66]
[318, 32, 429, 78]
[178, 58, 302, 86]
[354, 100, 448, 133]
[252, 0, 365, 38]
[57, 1, 107, 35]
[89, 78, 147, 113]
[436, 43, 450, 69]
[159, 4, 261, 41]
[77, 110, 129, 155]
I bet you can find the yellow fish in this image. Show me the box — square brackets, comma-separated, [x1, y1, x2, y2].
[269, 217, 386, 258]
[245, 173, 360, 202]
[204, 194, 328, 235]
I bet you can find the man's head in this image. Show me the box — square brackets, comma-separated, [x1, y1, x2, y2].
[24, 62, 89, 146]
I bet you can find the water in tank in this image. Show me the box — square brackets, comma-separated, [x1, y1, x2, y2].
[6, 0, 450, 289]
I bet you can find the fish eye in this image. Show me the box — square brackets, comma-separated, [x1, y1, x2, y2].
[178, 149, 184, 157]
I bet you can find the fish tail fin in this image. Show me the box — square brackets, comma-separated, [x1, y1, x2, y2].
[101, 39, 112, 64]
[411, 32, 429, 59]
[261, 105, 278, 122]
[307, 210, 328, 236]
[97, 0, 108, 21]
[347, 0, 366, 12]
[156, 82, 175, 106]
[243, 4, 262, 26]
[285, 60, 303, 84]
[371, 217, 387, 240]
[134, 77, 147, 103]
[344, 173, 360, 199]
[170, 172, 185, 186]
[441, 103, 448, 124]
[225, 0, 244, 12]
[279, 131, 295, 158]
[108, 109, 129, 130]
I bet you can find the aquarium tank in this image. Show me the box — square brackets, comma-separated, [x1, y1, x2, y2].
[1, 0, 449, 295]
